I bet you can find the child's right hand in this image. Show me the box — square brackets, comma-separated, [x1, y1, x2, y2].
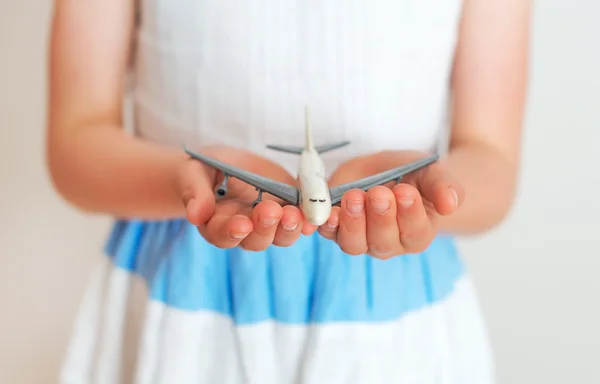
[175, 146, 318, 250]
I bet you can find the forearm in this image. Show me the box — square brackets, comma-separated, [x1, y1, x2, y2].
[47, 125, 189, 219]
[436, 142, 520, 235]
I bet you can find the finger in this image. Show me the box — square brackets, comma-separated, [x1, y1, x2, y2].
[198, 207, 254, 249]
[337, 190, 368, 255]
[365, 186, 400, 259]
[179, 158, 217, 226]
[414, 163, 464, 216]
[301, 222, 319, 236]
[185, 197, 214, 226]
[393, 183, 436, 254]
[239, 200, 283, 251]
[273, 205, 304, 247]
[318, 206, 340, 241]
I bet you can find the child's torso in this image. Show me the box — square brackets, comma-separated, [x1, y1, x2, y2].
[129, 0, 463, 174]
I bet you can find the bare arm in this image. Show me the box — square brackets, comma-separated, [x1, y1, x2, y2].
[46, 0, 319, 250]
[46, 0, 191, 219]
[438, 0, 532, 234]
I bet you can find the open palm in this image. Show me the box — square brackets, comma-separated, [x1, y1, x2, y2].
[178, 146, 317, 251]
[318, 150, 464, 258]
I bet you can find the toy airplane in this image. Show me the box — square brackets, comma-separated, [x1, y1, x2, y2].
[184, 107, 439, 226]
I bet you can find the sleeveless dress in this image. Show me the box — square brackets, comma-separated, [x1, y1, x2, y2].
[60, 1, 495, 383]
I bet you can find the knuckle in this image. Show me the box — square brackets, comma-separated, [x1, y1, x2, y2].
[204, 233, 232, 249]
[238, 241, 265, 252]
[367, 245, 397, 260]
[273, 235, 295, 248]
[400, 233, 433, 254]
[341, 244, 368, 256]
[208, 234, 236, 249]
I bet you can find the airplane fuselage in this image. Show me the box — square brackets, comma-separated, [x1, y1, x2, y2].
[297, 149, 332, 226]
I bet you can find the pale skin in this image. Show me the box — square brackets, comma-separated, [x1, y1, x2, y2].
[47, 0, 530, 259]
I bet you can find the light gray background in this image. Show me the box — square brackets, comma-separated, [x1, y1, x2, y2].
[1, 1, 598, 383]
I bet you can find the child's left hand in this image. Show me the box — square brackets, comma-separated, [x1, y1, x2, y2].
[318, 150, 465, 259]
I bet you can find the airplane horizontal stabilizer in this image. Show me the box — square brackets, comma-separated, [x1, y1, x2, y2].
[266, 144, 304, 154]
[266, 141, 350, 155]
[315, 141, 351, 154]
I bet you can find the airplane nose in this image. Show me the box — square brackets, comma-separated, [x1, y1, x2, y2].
[307, 210, 330, 226]
[308, 215, 328, 226]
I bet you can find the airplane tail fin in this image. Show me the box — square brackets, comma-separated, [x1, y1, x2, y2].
[305, 105, 315, 151]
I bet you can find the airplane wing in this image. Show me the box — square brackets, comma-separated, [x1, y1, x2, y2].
[184, 147, 299, 205]
[328, 154, 440, 206]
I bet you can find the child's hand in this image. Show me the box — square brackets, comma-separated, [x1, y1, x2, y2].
[176, 146, 318, 250]
[318, 150, 464, 259]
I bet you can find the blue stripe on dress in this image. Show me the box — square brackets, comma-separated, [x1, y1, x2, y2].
[105, 219, 465, 325]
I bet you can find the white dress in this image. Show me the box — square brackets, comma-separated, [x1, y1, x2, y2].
[60, 0, 496, 383]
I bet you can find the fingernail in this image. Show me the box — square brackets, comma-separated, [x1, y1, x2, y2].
[230, 231, 249, 240]
[369, 198, 391, 214]
[398, 198, 415, 208]
[450, 188, 459, 208]
[326, 217, 338, 229]
[259, 217, 278, 227]
[282, 221, 298, 231]
[346, 200, 364, 216]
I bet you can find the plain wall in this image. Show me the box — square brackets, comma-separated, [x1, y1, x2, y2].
[1, 1, 598, 383]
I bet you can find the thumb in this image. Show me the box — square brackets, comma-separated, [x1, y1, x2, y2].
[177, 158, 217, 226]
[414, 162, 464, 216]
